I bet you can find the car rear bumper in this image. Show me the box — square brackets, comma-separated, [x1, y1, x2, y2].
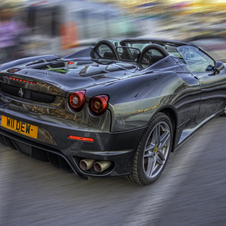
[0, 112, 147, 178]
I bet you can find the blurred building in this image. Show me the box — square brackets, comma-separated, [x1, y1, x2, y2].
[10, 0, 145, 56]
[2, 0, 226, 58]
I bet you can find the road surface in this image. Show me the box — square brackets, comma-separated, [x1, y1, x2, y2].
[0, 116, 226, 226]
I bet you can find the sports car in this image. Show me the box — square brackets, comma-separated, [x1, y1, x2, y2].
[0, 38, 225, 185]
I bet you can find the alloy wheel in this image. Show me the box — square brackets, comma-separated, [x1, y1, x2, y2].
[142, 121, 171, 179]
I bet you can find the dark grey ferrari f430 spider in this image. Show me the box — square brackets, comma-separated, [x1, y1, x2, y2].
[0, 38, 225, 185]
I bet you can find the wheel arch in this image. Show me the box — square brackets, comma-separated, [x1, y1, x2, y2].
[156, 106, 178, 152]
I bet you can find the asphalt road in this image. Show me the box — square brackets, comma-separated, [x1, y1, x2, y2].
[0, 116, 226, 226]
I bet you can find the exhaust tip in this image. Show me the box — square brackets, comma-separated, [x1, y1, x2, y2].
[94, 161, 112, 173]
[79, 159, 95, 171]
[93, 162, 102, 173]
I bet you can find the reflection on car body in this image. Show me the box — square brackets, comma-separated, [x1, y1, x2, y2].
[0, 38, 225, 185]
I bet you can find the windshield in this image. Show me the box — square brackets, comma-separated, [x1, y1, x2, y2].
[177, 46, 215, 72]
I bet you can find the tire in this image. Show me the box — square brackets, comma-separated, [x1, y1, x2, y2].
[127, 112, 173, 185]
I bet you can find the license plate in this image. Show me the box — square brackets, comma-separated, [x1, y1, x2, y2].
[1, 115, 38, 139]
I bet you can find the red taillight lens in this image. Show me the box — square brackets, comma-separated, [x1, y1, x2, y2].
[69, 91, 86, 111]
[90, 95, 108, 115]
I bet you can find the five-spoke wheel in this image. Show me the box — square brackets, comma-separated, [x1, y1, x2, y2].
[127, 113, 173, 185]
[143, 121, 171, 179]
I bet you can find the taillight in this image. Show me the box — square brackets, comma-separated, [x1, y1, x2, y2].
[90, 95, 108, 115]
[69, 91, 86, 111]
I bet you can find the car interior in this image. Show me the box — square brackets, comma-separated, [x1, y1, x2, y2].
[92, 40, 171, 67]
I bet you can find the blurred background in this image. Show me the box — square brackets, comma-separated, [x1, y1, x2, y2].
[1, 1, 226, 225]
[1, 0, 226, 63]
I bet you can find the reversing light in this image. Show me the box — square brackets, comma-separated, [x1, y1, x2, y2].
[90, 95, 108, 115]
[69, 91, 86, 111]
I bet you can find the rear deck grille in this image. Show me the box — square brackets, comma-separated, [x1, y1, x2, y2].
[0, 83, 55, 103]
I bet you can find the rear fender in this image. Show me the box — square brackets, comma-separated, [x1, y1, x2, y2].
[85, 71, 185, 132]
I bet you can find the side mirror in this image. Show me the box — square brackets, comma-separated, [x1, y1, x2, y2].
[214, 61, 224, 74]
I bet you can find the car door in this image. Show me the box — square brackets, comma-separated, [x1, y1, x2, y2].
[178, 45, 226, 123]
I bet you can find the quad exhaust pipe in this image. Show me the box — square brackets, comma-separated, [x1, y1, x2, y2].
[79, 159, 112, 173]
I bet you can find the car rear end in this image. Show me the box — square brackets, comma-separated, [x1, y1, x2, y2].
[0, 68, 143, 179]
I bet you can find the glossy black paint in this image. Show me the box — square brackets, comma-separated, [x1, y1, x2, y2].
[0, 38, 225, 179]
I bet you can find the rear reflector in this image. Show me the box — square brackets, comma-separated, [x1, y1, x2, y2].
[68, 135, 94, 142]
